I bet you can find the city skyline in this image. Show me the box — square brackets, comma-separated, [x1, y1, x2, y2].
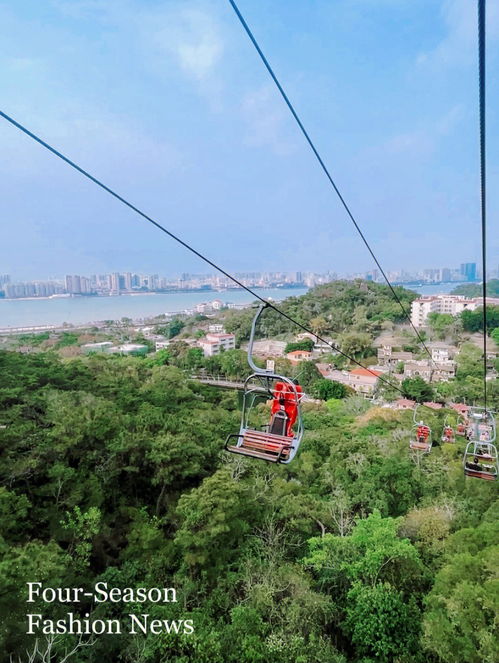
[1, 1, 498, 279]
[1, 261, 494, 300]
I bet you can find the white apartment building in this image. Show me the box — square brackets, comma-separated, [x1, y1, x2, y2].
[431, 347, 451, 362]
[198, 333, 236, 357]
[411, 295, 478, 327]
[211, 299, 224, 310]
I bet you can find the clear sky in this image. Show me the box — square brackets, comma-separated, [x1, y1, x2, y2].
[1, 0, 498, 280]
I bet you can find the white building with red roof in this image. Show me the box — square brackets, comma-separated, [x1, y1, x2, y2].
[286, 350, 313, 364]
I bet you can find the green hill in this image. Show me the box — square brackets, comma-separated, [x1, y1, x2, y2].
[451, 279, 499, 297]
[220, 279, 417, 342]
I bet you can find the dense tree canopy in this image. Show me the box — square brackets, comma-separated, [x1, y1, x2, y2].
[0, 347, 496, 663]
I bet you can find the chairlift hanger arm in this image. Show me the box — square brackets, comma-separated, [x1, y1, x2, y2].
[247, 303, 271, 374]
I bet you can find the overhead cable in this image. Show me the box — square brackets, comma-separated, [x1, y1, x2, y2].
[227, 0, 436, 367]
[0, 108, 406, 396]
[478, 0, 488, 409]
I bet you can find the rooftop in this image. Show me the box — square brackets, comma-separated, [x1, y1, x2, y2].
[350, 367, 381, 377]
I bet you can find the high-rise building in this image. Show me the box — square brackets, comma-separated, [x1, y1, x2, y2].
[0, 274, 10, 288]
[440, 268, 451, 282]
[460, 263, 477, 282]
[65, 275, 82, 294]
[80, 277, 91, 294]
[124, 272, 132, 290]
[110, 272, 120, 294]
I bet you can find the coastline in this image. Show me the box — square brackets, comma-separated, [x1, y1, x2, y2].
[0, 287, 309, 330]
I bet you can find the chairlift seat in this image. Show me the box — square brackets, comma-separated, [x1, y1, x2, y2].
[410, 440, 431, 451]
[464, 468, 496, 481]
[226, 428, 293, 462]
[226, 305, 304, 464]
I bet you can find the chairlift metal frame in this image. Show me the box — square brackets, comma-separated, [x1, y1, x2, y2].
[225, 304, 304, 463]
[463, 407, 497, 480]
[409, 404, 432, 453]
[441, 416, 456, 444]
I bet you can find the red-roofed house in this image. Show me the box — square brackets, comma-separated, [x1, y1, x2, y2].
[393, 398, 416, 410]
[286, 350, 313, 364]
[450, 403, 469, 417]
[423, 401, 443, 410]
[349, 367, 382, 395]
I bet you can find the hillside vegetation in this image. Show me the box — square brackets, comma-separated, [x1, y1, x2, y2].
[451, 279, 499, 298]
[0, 350, 497, 663]
[218, 280, 417, 342]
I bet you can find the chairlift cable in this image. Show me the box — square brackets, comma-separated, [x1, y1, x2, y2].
[0, 109, 406, 396]
[227, 0, 436, 368]
[478, 0, 488, 410]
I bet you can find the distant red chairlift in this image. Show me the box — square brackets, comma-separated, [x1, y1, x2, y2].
[410, 423, 432, 453]
[441, 419, 455, 444]
[409, 405, 432, 453]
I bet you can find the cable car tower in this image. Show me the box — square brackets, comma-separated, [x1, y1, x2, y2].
[226, 304, 304, 463]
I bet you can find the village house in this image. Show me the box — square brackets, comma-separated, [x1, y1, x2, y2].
[430, 345, 453, 362]
[403, 361, 433, 381]
[295, 332, 337, 355]
[422, 401, 443, 410]
[316, 364, 382, 396]
[208, 324, 225, 333]
[450, 403, 469, 417]
[393, 398, 416, 410]
[316, 363, 335, 378]
[198, 332, 236, 357]
[431, 362, 456, 382]
[286, 349, 313, 364]
[348, 367, 382, 395]
[252, 339, 286, 357]
[377, 344, 414, 367]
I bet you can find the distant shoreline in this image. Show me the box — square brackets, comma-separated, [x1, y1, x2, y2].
[0, 287, 309, 330]
[0, 286, 261, 302]
[0, 281, 472, 303]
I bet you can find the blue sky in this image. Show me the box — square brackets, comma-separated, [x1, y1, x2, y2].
[1, 0, 498, 280]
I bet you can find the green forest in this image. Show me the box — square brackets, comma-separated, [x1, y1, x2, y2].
[0, 345, 497, 663]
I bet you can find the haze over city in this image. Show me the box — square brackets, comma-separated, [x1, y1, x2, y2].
[1, 0, 499, 279]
